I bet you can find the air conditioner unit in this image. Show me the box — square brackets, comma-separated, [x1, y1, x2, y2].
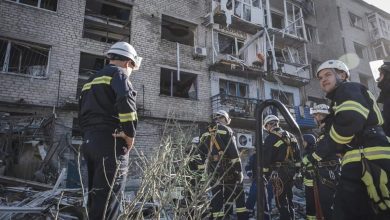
[193, 46, 207, 58]
[237, 133, 253, 149]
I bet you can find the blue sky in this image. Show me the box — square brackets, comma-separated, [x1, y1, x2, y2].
[363, 0, 390, 14]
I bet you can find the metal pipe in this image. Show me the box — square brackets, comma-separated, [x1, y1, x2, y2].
[177, 42, 180, 81]
[0, 206, 46, 213]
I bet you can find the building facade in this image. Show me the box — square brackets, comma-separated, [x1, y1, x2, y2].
[0, 0, 389, 182]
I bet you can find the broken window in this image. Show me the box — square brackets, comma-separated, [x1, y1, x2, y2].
[160, 68, 197, 99]
[285, 2, 305, 38]
[353, 42, 366, 59]
[161, 15, 195, 46]
[301, 0, 315, 15]
[379, 18, 390, 38]
[234, 0, 251, 21]
[0, 37, 50, 77]
[9, 0, 58, 11]
[306, 24, 318, 43]
[271, 12, 284, 29]
[216, 33, 244, 56]
[311, 59, 321, 78]
[373, 42, 387, 60]
[76, 52, 108, 98]
[349, 12, 364, 30]
[271, 89, 294, 106]
[219, 79, 248, 98]
[83, 0, 132, 43]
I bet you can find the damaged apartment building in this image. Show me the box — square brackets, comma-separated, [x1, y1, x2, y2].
[0, 0, 389, 189]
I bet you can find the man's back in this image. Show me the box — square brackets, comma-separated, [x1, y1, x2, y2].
[79, 64, 137, 135]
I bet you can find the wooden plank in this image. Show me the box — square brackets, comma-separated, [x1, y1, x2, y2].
[0, 175, 53, 190]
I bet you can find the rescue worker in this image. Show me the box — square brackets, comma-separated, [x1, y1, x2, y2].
[302, 134, 317, 220]
[303, 60, 390, 220]
[198, 110, 248, 219]
[79, 42, 142, 220]
[304, 104, 340, 220]
[263, 114, 300, 220]
[245, 151, 272, 219]
[310, 104, 331, 137]
[377, 61, 390, 138]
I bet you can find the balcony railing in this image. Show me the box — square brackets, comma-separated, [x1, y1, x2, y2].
[211, 94, 261, 119]
[267, 105, 316, 129]
[211, 93, 316, 128]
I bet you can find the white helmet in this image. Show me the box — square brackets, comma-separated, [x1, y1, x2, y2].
[213, 110, 231, 125]
[310, 104, 330, 115]
[105, 42, 142, 70]
[264, 115, 279, 125]
[316, 60, 350, 79]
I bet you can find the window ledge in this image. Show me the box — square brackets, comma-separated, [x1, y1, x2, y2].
[4, 0, 58, 14]
[159, 94, 198, 101]
[0, 71, 48, 80]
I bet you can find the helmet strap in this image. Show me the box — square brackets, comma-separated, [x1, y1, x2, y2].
[334, 69, 347, 88]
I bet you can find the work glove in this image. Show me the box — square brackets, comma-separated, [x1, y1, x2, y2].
[361, 157, 390, 211]
[302, 156, 314, 172]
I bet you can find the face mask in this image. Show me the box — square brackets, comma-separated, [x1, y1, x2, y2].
[121, 66, 132, 77]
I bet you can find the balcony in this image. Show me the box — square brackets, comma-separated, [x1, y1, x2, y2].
[209, 55, 265, 79]
[264, 63, 311, 87]
[211, 94, 261, 129]
[367, 13, 390, 43]
[266, 105, 316, 129]
[211, 93, 316, 129]
[210, 0, 264, 34]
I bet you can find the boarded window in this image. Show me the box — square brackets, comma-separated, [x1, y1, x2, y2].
[271, 89, 294, 106]
[76, 52, 108, 98]
[0, 37, 50, 77]
[83, 0, 132, 43]
[219, 79, 248, 98]
[160, 68, 197, 99]
[10, 0, 58, 11]
[161, 15, 195, 46]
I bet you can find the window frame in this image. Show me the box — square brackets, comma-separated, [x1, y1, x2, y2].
[161, 15, 196, 46]
[0, 37, 51, 78]
[353, 42, 366, 59]
[159, 68, 198, 100]
[219, 79, 249, 98]
[215, 32, 245, 57]
[270, 89, 294, 106]
[349, 12, 364, 30]
[306, 24, 319, 43]
[83, 0, 132, 43]
[7, 0, 58, 12]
